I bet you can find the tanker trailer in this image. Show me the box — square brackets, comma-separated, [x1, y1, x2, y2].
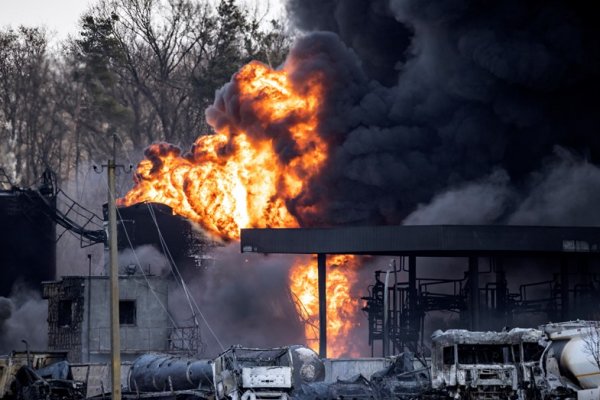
[127, 353, 214, 394]
[540, 321, 600, 400]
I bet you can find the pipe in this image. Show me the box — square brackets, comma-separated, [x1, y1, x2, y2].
[21, 339, 30, 367]
[87, 254, 92, 362]
[383, 270, 391, 357]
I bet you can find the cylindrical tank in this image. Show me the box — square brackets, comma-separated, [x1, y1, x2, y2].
[288, 345, 325, 386]
[559, 336, 600, 389]
[0, 189, 56, 296]
[128, 353, 213, 392]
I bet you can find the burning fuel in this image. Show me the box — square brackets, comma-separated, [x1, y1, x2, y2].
[119, 44, 362, 355]
[289, 255, 361, 357]
[118, 60, 325, 239]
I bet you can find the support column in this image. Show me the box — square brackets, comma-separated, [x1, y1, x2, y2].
[469, 257, 480, 331]
[318, 253, 327, 358]
[495, 257, 508, 326]
[408, 256, 417, 345]
[561, 257, 569, 321]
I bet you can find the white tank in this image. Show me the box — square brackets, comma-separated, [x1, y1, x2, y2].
[560, 336, 600, 389]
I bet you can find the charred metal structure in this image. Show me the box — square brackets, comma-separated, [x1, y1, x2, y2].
[108, 202, 216, 275]
[240, 225, 600, 357]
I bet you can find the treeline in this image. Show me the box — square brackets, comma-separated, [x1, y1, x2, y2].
[0, 0, 291, 187]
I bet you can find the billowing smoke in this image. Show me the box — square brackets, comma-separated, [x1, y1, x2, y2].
[168, 243, 304, 357]
[118, 244, 171, 276]
[0, 284, 48, 354]
[403, 170, 513, 225]
[282, 0, 599, 226]
[122, 0, 599, 355]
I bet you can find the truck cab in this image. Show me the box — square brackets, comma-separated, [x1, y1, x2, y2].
[430, 329, 543, 400]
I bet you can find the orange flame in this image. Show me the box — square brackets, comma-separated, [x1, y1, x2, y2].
[119, 61, 325, 239]
[120, 59, 360, 356]
[289, 255, 361, 357]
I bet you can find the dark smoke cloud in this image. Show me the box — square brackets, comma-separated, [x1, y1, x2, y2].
[286, 0, 411, 86]
[169, 243, 304, 357]
[123, 0, 600, 356]
[283, 0, 600, 226]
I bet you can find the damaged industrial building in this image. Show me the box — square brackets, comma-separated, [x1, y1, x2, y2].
[3, 172, 600, 400]
[1, 0, 600, 398]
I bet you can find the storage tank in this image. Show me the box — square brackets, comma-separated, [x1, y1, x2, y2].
[0, 185, 56, 296]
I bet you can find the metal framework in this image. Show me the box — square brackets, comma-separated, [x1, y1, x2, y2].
[240, 225, 600, 357]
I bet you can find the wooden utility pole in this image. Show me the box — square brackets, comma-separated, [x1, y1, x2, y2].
[108, 149, 121, 400]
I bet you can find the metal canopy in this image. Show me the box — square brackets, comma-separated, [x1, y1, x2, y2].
[240, 225, 600, 256]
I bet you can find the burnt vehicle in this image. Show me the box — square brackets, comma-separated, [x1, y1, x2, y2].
[370, 352, 430, 400]
[429, 328, 544, 400]
[9, 365, 85, 400]
[212, 345, 324, 400]
[535, 321, 600, 400]
[0, 352, 85, 400]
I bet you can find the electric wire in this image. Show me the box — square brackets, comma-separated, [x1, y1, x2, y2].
[146, 204, 200, 328]
[108, 144, 226, 354]
[102, 172, 191, 353]
[146, 203, 226, 352]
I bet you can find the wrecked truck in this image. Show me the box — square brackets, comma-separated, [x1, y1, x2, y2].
[0, 351, 84, 400]
[430, 328, 544, 400]
[212, 345, 325, 400]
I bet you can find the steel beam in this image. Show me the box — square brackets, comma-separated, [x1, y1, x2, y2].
[318, 253, 327, 358]
[469, 257, 480, 330]
[495, 258, 508, 326]
[561, 257, 569, 321]
[241, 225, 600, 256]
[408, 256, 417, 346]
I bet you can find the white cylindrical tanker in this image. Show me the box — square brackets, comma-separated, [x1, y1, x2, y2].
[543, 322, 600, 391]
[560, 335, 600, 389]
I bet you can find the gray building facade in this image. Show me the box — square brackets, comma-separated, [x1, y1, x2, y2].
[43, 275, 171, 363]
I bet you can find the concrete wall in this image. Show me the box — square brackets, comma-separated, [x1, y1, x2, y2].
[81, 275, 170, 363]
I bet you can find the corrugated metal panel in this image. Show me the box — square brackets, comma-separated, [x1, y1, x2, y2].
[240, 225, 600, 255]
[323, 358, 391, 382]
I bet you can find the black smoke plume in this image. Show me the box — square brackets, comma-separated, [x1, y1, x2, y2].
[123, 0, 600, 356]
[282, 0, 600, 226]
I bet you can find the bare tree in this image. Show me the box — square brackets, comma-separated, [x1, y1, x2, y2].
[0, 27, 71, 185]
[0, 0, 293, 186]
[582, 321, 600, 372]
[72, 0, 293, 155]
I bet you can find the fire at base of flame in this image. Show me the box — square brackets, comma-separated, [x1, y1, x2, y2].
[289, 255, 362, 358]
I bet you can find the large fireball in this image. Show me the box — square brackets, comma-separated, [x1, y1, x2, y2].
[119, 57, 359, 357]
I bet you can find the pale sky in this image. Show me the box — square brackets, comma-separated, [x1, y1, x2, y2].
[0, 0, 94, 43]
[0, 0, 285, 45]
